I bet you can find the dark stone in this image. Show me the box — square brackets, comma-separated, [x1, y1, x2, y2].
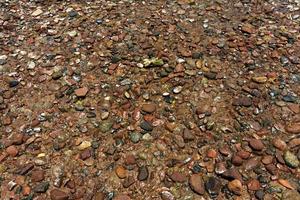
[255, 190, 264, 200]
[204, 72, 217, 80]
[205, 177, 221, 198]
[140, 121, 153, 131]
[34, 182, 49, 193]
[137, 166, 149, 181]
[9, 80, 19, 87]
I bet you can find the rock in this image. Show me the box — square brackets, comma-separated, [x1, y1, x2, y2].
[215, 162, 226, 174]
[272, 138, 287, 150]
[32, 8, 43, 16]
[278, 179, 294, 190]
[67, 30, 77, 37]
[282, 190, 300, 200]
[204, 72, 217, 80]
[237, 150, 250, 159]
[129, 132, 141, 143]
[182, 129, 194, 142]
[9, 80, 19, 87]
[50, 189, 69, 200]
[52, 71, 63, 80]
[11, 134, 24, 145]
[221, 168, 242, 181]
[232, 97, 252, 107]
[247, 179, 260, 191]
[228, 179, 243, 195]
[6, 145, 18, 157]
[255, 190, 265, 200]
[232, 155, 243, 166]
[15, 163, 34, 175]
[75, 87, 88, 97]
[288, 138, 300, 148]
[31, 169, 45, 182]
[94, 192, 106, 200]
[161, 191, 175, 200]
[241, 23, 255, 34]
[284, 151, 299, 168]
[137, 166, 149, 181]
[34, 182, 49, 193]
[99, 120, 113, 133]
[114, 194, 131, 200]
[252, 76, 267, 83]
[173, 86, 183, 94]
[205, 177, 221, 198]
[80, 149, 91, 160]
[285, 123, 300, 134]
[116, 166, 127, 179]
[78, 141, 91, 150]
[207, 149, 217, 158]
[122, 176, 135, 188]
[189, 174, 205, 195]
[244, 157, 260, 171]
[140, 121, 153, 131]
[249, 139, 264, 151]
[141, 103, 156, 113]
[170, 172, 187, 183]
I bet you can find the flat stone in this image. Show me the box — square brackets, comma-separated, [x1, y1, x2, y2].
[170, 172, 187, 183]
[285, 123, 300, 134]
[140, 121, 153, 131]
[189, 174, 205, 195]
[50, 189, 69, 200]
[6, 145, 18, 157]
[137, 166, 149, 181]
[205, 177, 221, 198]
[141, 103, 156, 113]
[272, 138, 287, 150]
[115, 166, 127, 179]
[75, 87, 88, 97]
[34, 182, 49, 193]
[32, 8, 43, 16]
[31, 169, 45, 182]
[249, 139, 264, 151]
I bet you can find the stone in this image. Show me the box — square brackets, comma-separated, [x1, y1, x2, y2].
[141, 103, 156, 113]
[115, 166, 127, 179]
[207, 149, 217, 158]
[114, 194, 131, 200]
[122, 176, 135, 188]
[205, 177, 221, 198]
[140, 121, 153, 131]
[50, 189, 69, 200]
[232, 97, 252, 107]
[31, 169, 45, 182]
[241, 23, 255, 34]
[67, 30, 77, 37]
[52, 71, 63, 80]
[6, 145, 18, 157]
[170, 172, 187, 183]
[272, 138, 287, 150]
[288, 138, 300, 148]
[284, 151, 299, 168]
[255, 190, 264, 200]
[99, 120, 113, 133]
[252, 76, 267, 83]
[15, 163, 34, 175]
[249, 139, 264, 151]
[189, 174, 205, 195]
[78, 141, 91, 150]
[278, 179, 294, 190]
[129, 132, 141, 143]
[34, 182, 49, 193]
[244, 157, 260, 171]
[232, 155, 243, 166]
[137, 166, 149, 181]
[9, 80, 19, 87]
[75, 87, 88, 97]
[228, 179, 243, 195]
[32, 8, 43, 16]
[285, 123, 300, 134]
[247, 179, 260, 191]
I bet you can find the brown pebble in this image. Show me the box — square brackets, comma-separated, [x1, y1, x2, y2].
[207, 149, 217, 158]
[115, 166, 127, 179]
[50, 189, 69, 200]
[11, 134, 24, 145]
[247, 179, 260, 191]
[228, 179, 243, 195]
[232, 155, 243, 166]
[249, 139, 264, 151]
[288, 138, 300, 148]
[189, 174, 205, 195]
[75, 87, 88, 97]
[23, 186, 31, 196]
[6, 145, 18, 157]
[114, 194, 131, 200]
[141, 103, 156, 113]
[170, 172, 187, 183]
[31, 169, 45, 182]
[272, 138, 287, 150]
[285, 123, 300, 134]
[122, 176, 135, 188]
[237, 150, 251, 159]
[124, 154, 136, 165]
[94, 192, 106, 200]
[262, 155, 273, 165]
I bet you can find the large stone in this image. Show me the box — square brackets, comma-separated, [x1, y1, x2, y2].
[189, 174, 205, 195]
[50, 189, 69, 200]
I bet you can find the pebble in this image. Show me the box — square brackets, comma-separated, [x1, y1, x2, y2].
[247, 179, 260, 191]
[75, 87, 88, 97]
[232, 97, 252, 107]
[170, 172, 187, 183]
[285, 123, 300, 134]
[205, 177, 221, 198]
[50, 189, 69, 200]
[137, 166, 149, 181]
[129, 132, 141, 143]
[284, 151, 299, 168]
[173, 86, 183, 94]
[34, 182, 49, 193]
[123, 176, 135, 188]
[6, 145, 18, 157]
[140, 121, 153, 131]
[31, 169, 45, 182]
[9, 80, 19, 87]
[228, 179, 243, 195]
[99, 120, 113, 133]
[255, 190, 265, 200]
[114, 194, 131, 200]
[141, 103, 156, 113]
[252, 76, 267, 83]
[78, 141, 91, 150]
[67, 30, 77, 37]
[189, 174, 205, 195]
[249, 139, 264, 151]
[32, 8, 43, 16]
[272, 138, 287, 150]
[115, 166, 127, 179]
